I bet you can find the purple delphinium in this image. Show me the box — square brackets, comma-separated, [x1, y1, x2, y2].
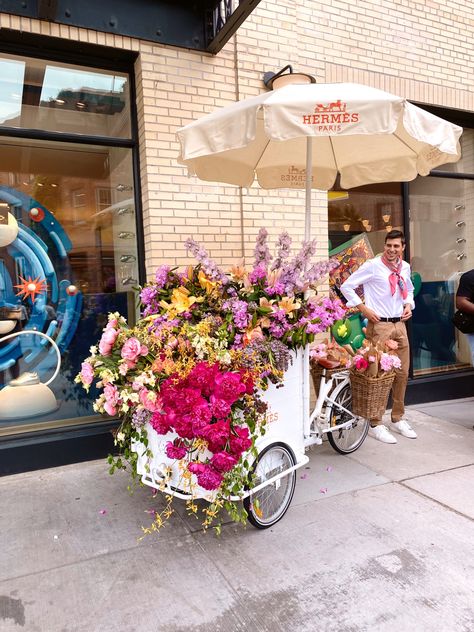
[271, 231, 292, 272]
[279, 239, 318, 295]
[254, 228, 272, 267]
[304, 258, 340, 286]
[184, 237, 228, 285]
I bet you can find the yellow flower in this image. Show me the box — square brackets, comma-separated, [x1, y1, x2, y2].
[277, 296, 301, 315]
[161, 286, 197, 314]
[198, 270, 217, 294]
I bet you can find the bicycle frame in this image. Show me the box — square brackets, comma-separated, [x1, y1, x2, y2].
[304, 367, 357, 448]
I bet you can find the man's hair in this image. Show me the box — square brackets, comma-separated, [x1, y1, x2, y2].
[385, 229, 405, 245]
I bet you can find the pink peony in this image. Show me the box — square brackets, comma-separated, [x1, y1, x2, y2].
[139, 388, 162, 412]
[213, 371, 247, 403]
[201, 420, 231, 451]
[165, 440, 188, 460]
[211, 451, 238, 473]
[187, 362, 219, 397]
[229, 425, 252, 457]
[196, 465, 223, 491]
[103, 383, 119, 416]
[80, 362, 94, 386]
[150, 411, 172, 435]
[209, 395, 231, 420]
[121, 337, 148, 362]
[98, 327, 118, 355]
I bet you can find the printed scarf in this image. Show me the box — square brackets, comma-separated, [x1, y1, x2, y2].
[381, 255, 408, 300]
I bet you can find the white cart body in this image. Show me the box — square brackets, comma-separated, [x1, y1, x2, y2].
[133, 350, 310, 501]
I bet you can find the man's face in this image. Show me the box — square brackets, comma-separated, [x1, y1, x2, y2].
[384, 238, 405, 262]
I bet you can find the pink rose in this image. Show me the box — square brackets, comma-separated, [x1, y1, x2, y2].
[103, 383, 119, 417]
[139, 388, 162, 412]
[121, 337, 147, 362]
[80, 362, 94, 386]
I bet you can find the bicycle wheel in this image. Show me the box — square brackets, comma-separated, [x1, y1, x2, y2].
[243, 442, 297, 529]
[327, 382, 369, 454]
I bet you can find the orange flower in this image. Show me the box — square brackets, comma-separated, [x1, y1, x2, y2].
[277, 296, 301, 315]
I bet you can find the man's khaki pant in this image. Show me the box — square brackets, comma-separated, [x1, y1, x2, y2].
[364, 321, 410, 426]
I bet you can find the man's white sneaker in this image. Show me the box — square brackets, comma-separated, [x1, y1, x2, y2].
[391, 419, 417, 439]
[368, 425, 397, 444]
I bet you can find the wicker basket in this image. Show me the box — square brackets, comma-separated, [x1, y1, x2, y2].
[350, 370, 395, 419]
[310, 361, 343, 395]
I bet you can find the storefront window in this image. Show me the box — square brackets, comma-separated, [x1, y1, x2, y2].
[328, 182, 404, 299]
[409, 128, 474, 375]
[0, 53, 131, 138]
[0, 52, 137, 436]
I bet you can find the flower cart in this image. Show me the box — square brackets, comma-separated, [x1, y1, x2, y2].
[78, 231, 374, 531]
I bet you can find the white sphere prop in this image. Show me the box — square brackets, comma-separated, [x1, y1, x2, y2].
[0, 212, 19, 247]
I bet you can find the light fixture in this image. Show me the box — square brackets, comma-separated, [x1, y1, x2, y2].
[361, 219, 369, 228]
[343, 224, 350, 232]
[263, 65, 316, 90]
[366, 223, 372, 231]
[382, 214, 391, 223]
[385, 225, 393, 232]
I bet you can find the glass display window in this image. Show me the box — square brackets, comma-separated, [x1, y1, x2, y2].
[0, 138, 138, 434]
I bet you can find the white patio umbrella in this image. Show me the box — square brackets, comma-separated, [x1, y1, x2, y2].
[177, 82, 462, 240]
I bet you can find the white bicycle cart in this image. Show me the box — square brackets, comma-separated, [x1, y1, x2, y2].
[133, 347, 368, 529]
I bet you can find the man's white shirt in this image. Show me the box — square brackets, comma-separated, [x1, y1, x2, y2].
[340, 257, 415, 318]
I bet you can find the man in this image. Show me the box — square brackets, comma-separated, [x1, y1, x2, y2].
[455, 269, 474, 365]
[340, 230, 417, 444]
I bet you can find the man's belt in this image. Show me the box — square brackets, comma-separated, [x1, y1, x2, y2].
[379, 317, 402, 323]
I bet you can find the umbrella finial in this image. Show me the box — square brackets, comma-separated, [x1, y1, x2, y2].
[263, 65, 316, 90]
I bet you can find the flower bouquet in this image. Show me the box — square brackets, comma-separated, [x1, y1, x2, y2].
[347, 339, 401, 419]
[309, 339, 352, 394]
[76, 229, 345, 533]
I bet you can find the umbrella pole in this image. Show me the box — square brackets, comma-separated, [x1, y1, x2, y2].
[303, 136, 313, 438]
[304, 136, 313, 242]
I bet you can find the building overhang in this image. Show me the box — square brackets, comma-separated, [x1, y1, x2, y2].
[0, 0, 262, 54]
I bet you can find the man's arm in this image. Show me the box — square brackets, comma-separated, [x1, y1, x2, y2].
[456, 295, 474, 314]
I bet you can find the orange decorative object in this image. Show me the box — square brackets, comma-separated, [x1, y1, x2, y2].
[14, 276, 48, 302]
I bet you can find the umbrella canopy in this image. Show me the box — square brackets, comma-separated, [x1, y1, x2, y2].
[177, 82, 462, 192]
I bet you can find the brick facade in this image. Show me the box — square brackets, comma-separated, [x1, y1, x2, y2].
[1, 0, 472, 275]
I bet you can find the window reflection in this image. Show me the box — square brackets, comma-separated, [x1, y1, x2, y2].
[0, 54, 130, 138]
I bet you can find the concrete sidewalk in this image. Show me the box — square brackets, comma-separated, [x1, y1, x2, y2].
[1, 400, 473, 632]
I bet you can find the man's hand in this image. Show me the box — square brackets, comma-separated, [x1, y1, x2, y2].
[401, 304, 412, 321]
[358, 304, 380, 323]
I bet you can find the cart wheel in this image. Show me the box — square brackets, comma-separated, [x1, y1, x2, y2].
[327, 382, 369, 454]
[244, 442, 297, 529]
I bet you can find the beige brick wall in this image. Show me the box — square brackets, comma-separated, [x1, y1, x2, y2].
[1, 0, 473, 277]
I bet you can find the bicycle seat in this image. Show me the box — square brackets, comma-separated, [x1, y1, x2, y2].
[316, 358, 341, 369]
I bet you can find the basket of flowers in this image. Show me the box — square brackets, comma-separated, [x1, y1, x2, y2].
[309, 339, 352, 393]
[348, 339, 401, 419]
[76, 229, 345, 532]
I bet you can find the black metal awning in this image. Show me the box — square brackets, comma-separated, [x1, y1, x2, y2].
[0, 0, 262, 54]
